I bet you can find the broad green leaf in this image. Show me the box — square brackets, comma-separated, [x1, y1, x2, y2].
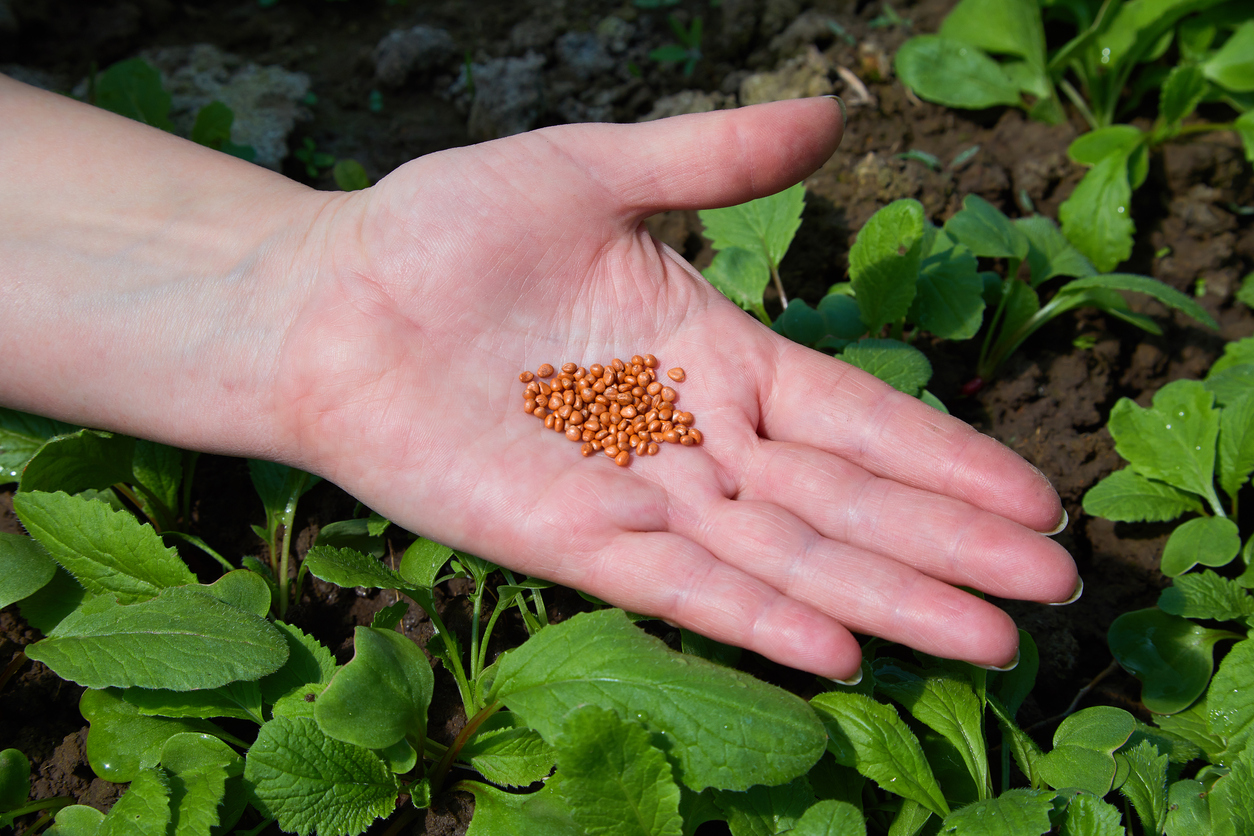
[936, 789, 1052, 835]
[13, 490, 194, 604]
[80, 689, 221, 782]
[1060, 273, 1217, 329]
[198, 570, 271, 617]
[703, 247, 771, 320]
[97, 767, 171, 836]
[943, 194, 1028, 260]
[366, 511, 389, 536]
[0, 749, 29, 811]
[939, 0, 1046, 67]
[810, 691, 949, 817]
[850, 200, 925, 334]
[1160, 65, 1209, 126]
[1219, 393, 1254, 502]
[872, 662, 988, 799]
[398, 537, 454, 589]
[887, 799, 932, 836]
[332, 159, 371, 192]
[1164, 779, 1210, 836]
[1098, 0, 1230, 75]
[1118, 739, 1168, 836]
[462, 780, 582, 836]
[1038, 745, 1119, 794]
[1202, 20, 1254, 92]
[894, 36, 1023, 110]
[315, 626, 432, 750]
[459, 712, 556, 788]
[776, 299, 828, 346]
[16, 566, 85, 634]
[990, 630, 1039, 717]
[1106, 381, 1220, 501]
[1207, 337, 1254, 378]
[487, 609, 826, 792]
[131, 440, 181, 522]
[910, 236, 985, 339]
[0, 532, 57, 609]
[0, 407, 77, 482]
[554, 705, 683, 836]
[840, 339, 932, 398]
[1125, 722, 1202, 765]
[44, 806, 105, 836]
[1159, 571, 1254, 621]
[714, 777, 814, 836]
[1108, 608, 1238, 714]
[313, 519, 384, 559]
[817, 294, 866, 340]
[1153, 698, 1226, 764]
[1060, 792, 1123, 836]
[245, 716, 400, 836]
[248, 460, 319, 522]
[28, 586, 288, 690]
[160, 733, 241, 836]
[371, 601, 409, 630]
[698, 183, 806, 271]
[1160, 516, 1241, 577]
[792, 799, 866, 836]
[1068, 126, 1145, 167]
[1059, 151, 1135, 273]
[18, 430, 135, 495]
[1205, 364, 1254, 410]
[1208, 747, 1254, 835]
[1081, 468, 1203, 523]
[1209, 638, 1254, 758]
[1015, 216, 1096, 286]
[680, 629, 743, 668]
[190, 101, 233, 148]
[121, 680, 264, 723]
[94, 58, 174, 131]
[303, 545, 406, 591]
[377, 739, 416, 774]
[259, 621, 337, 705]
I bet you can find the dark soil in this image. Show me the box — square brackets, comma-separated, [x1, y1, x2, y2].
[2, 0, 1252, 834]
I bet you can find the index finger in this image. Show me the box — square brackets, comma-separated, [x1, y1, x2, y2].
[760, 341, 1064, 533]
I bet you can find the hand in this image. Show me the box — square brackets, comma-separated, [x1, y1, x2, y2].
[273, 98, 1077, 679]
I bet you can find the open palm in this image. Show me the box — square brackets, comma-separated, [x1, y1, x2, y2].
[274, 99, 1076, 679]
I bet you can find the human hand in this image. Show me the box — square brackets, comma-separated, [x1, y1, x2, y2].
[274, 97, 1077, 679]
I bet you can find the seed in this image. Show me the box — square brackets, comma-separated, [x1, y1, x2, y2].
[537, 363, 554, 378]
[664, 429, 680, 443]
[622, 405, 637, 419]
[568, 411, 584, 426]
[547, 395, 563, 410]
[631, 354, 645, 366]
[524, 398, 537, 413]
[563, 390, 575, 406]
[677, 412, 694, 425]
[644, 354, 658, 368]
[566, 425, 582, 441]
[604, 444, 620, 457]
[533, 405, 547, 418]
[520, 371, 535, 382]
[661, 387, 678, 402]
[667, 367, 686, 382]
[615, 451, 631, 467]
[557, 404, 573, 419]
[636, 439, 649, 455]
[553, 417, 565, 432]
[545, 414, 556, 429]
[647, 442, 660, 455]
[590, 363, 604, 377]
[617, 431, 630, 448]
[561, 362, 577, 374]
[647, 381, 662, 395]
[680, 434, 696, 446]
[525, 382, 540, 397]
[688, 428, 703, 444]
[581, 442, 595, 456]
[580, 387, 595, 401]
[582, 428, 594, 441]
[612, 358, 626, 371]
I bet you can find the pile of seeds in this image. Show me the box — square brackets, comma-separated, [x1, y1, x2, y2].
[519, 354, 702, 467]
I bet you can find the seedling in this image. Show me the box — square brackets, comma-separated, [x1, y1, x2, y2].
[649, 15, 703, 77]
[293, 137, 336, 179]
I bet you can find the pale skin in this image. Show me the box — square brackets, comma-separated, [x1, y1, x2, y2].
[0, 75, 1078, 679]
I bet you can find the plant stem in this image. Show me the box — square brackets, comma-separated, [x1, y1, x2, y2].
[429, 701, 503, 793]
[469, 584, 484, 680]
[770, 262, 788, 311]
[1175, 122, 1234, 137]
[180, 451, 199, 525]
[1058, 78, 1099, 131]
[0, 651, 28, 692]
[4, 798, 74, 825]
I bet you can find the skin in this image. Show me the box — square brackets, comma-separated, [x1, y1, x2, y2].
[0, 75, 1077, 679]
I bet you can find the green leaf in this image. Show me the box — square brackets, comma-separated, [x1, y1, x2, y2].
[1118, 739, 1168, 836]
[1160, 65, 1209, 127]
[1202, 20, 1254, 92]
[1153, 698, 1226, 764]
[199, 570, 271, 617]
[1106, 381, 1220, 502]
[939, 0, 1046, 67]
[160, 733, 241, 836]
[259, 621, 338, 705]
[131, 440, 182, 523]
[1038, 745, 1119, 794]
[850, 200, 925, 334]
[910, 234, 985, 339]
[0, 532, 58, 609]
[1059, 792, 1124, 836]
[462, 781, 582, 836]
[44, 805, 105, 836]
[1068, 126, 1145, 167]
[1205, 364, 1254, 410]
[28, 586, 288, 690]
[1014, 216, 1096, 286]
[14, 491, 194, 604]
[872, 662, 988, 800]
[1159, 571, 1254, 621]
[698, 183, 805, 272]
[809, 691, 949, 817]
[839, 340, 932, 398]
[1208, 337, 1254, 378]
[245, 716, 400, 836]
[776, 299, 828, 346]
[314, 519, 384, 559]
[1059, 150, 1136, 273]
[1164, 779, 1210, 836]
[936, 789, 1053, 835]
[714, 777, 814, 836]
[398, 538, 454, 589]
[1209, 638, 1254, 758]
[303, 545, 407, 591]
[0, 749, 30, 812]
[94, 58, 173, 131]
[459, 712, 556, 788]
[80, 689, 221, 782]
[1161, 516, 1242, 577]
[990, 629, 1039, 717]
[190, 101, 233, 148]
[248, 460, 319, 522]
[18, 430, 135, 495]
[1208, 747, 1254, 835]
[121, 680, 264, 723]
[331, 159, 371, 191]
[1236, 110, 1254, 163]
[894, 36, 1023, 110]
[650, 44, 691, 62]
[315, 626, 432, 750]
[817, 294, 866, 340]
[1082, 468, 1203, 523]
[554, 705, 683, 836]
[487, 609, 826, 792]
[16, 566, 85, 634]
[1059, 273, 1218, 330]
[371, 601, 408, 630]
[791, 799, 866, 836]
[97, 767, 172, 836]
[366, 511, 390, 537]
[1108, 608, 1238, 714]
[0, 408, 78, 482]
[943, 194, 1028, 260]
[1219, 392, 1254, 502]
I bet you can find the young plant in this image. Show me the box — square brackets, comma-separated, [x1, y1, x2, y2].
[649, 14, 703, 78]
[0, 749, 72, 831]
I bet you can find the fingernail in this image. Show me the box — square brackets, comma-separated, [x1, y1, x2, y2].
[823, 94, 847, 124]
[1050, 577, 1084, 607]
[827, 667, 863, 687]
[976, 649, 1020, 672]
[1041, 508, 1068, 536]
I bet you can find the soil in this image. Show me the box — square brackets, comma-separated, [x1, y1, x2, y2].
[2, 0, 1252, 834]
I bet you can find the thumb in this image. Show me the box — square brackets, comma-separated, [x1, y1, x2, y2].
[555, 96, 845, 220]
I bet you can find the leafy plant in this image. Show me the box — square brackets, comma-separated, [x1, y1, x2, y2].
[649, 15, 703, 77]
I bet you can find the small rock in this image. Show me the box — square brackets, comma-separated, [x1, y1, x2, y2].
[555, 31, 614, 80]
[450, 51, 547, 141]
[637, 89, 733, 121]
[373, 25, 456, 88]
[739, 45, 833, 105]
[595, 15, 635, 54]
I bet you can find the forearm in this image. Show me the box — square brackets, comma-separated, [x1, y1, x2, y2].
[0, 74, 337, 460]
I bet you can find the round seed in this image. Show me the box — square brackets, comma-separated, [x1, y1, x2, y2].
[561, 362, 577, 374]
[520, 371, 535, 382]
[553, 417, 565, 432]
[664, 429, 680, 443]
[680, 434, 696, 446]
[566, 425, 582, 441]
[533, 405, 547, 418]
[661, 387, 678, 403]
[557, 405, 573, 419]
[615, 451, 631, 467]
[647, 442, 660, 455]
[621, 405, 637, 419]
[581, 443, 595, 457]
[647, 381, 662, 396]
[544, 414, 556, 429]
[604, 444, 620, 457]
[688, 428, 703, 445]
[547, 395, 563, 410]
[524, 398, 537, 413]
[667, 367, 686, 382]
[590, 364, 604, 377]
[631, 355, 645, 366]
[612, 358, 626, 371]
[636, 439, 649, 455]
[568, 411, 584, 425]
[644, 354, 658, 368]
[537, 363, 554, 378]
